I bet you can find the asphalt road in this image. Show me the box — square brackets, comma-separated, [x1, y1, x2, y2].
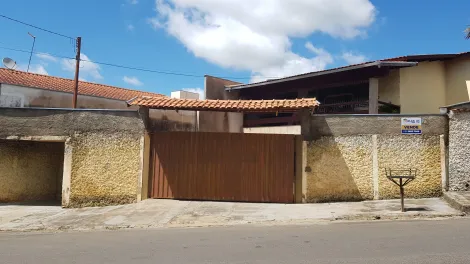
[1, 219, 470, 264]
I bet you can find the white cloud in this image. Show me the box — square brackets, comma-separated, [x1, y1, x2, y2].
[36, 53, 57, 62]
[341, 52, 368, 65]
[150, 0, 376, 82]
[79, 77, 87, 82]
[16, 64, 49, 75]
[129, 0, 138, 4]
[182, 88, 204, 99]
[127, 24, 135, 31]
[29, 65, 49, 75]
[123, 76, 143, 86]
[62, 53, 103, 80]
[148, 17, 163, 29]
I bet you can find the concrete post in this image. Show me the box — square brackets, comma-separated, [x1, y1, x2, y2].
[440, 134, 448, 192]
[299, 109, 311, 140]
[369, 78, 379, 114]
[372, 135, 379, 199]
[61, 138, 73, 207]
[294, 136, 305, 203]
[138, 106, 150, 130]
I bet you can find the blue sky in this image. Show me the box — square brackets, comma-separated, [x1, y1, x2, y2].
[1, 0, 469, 97]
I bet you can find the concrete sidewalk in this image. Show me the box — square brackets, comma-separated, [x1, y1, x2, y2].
[0, 198, 463, 232]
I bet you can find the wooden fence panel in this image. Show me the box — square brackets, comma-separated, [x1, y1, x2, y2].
[151, 132, 295, 203]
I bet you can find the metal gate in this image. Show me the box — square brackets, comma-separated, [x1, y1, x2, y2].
[150, 132, 295, 203]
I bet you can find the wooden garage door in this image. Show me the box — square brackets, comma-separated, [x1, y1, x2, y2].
[150, 132, 295, 203]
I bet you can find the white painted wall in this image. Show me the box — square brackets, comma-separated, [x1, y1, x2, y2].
[0, 84, 197, 127]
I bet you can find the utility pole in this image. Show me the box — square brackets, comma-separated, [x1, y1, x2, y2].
[72, 37, 82, 108]
[27, 32, 36, 72]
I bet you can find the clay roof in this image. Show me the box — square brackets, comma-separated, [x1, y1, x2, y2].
[0, 68, 164, 101]
[127, 96, 319, 112]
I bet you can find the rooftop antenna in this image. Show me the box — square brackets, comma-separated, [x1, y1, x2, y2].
[27, 32, 36, 72]
[2, 57, 17, 69]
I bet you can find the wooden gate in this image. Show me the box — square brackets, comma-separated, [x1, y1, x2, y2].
[150, 132, 295, 203]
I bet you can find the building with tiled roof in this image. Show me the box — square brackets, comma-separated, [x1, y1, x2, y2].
[202, 52, 470, 128]
[0, 68, 164, 109]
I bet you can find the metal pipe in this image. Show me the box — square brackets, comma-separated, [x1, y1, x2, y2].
[27, 32, 36, 73]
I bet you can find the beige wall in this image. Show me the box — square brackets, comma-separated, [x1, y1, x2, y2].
[445, 55, 470, 105]
[378, 57, 470, 114]
[400, 61, 446, 114]
[198, 76, 244, 133]
[0, 140, 64, 202]
[378, 69, 400, 106]
[302, 114, 445, 202]
[244, 125, 301, 135]
[68, 133, 143, 207]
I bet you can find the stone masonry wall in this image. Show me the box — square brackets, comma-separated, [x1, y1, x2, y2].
[306, 136, 373, 202]
[302, 114, 446, 202]
[0, 108, 145, 207]
[68, 133, 142, 207]
[448, 111, 470, 191]
[377, 135, 441, 199]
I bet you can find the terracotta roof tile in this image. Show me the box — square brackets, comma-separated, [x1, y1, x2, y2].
[128, 96, 319, 112]
[0, 68, 164, 101]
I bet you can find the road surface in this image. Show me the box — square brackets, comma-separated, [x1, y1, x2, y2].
[1, 219, 470, 263]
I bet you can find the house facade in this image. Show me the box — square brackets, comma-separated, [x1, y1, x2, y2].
[0, 68, 199, 130]
[204, 52, 470, 128]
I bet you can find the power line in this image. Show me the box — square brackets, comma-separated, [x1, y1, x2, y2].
[0, 15, 268, 80]
[0, 45, 254, 80]
[0, 14, 75, 40]
[0, 46, 74, 60]
[83, 59, 252, 79]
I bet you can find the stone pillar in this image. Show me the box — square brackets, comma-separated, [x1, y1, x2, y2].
[369, 78, 379, 114]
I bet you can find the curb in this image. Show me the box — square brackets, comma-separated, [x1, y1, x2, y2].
[443, 192, 470, 213]
[0, 213, 464, 233]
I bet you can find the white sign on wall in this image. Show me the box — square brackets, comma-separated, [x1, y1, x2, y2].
[401, 117, 422, 135]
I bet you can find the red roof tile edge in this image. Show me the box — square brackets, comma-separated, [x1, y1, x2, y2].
[0, 68, 164, 101]
[127, 96, 319, 112]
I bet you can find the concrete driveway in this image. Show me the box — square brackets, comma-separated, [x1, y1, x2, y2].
[0, 198, 463, 232]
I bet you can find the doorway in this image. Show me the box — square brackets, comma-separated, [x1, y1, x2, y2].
[0, 140, 65, 204]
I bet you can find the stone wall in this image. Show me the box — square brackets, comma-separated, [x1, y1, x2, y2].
[0, 140, 64, 202]
[302, 114, 446, 202]
[68, 133, 142, 207]
[448, 110, 470, 191]
[0, 108, 145, 207]
[306, 136, 373, 202]
[377, 135, 442, 199]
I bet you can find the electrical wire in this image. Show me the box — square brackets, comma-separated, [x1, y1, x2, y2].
[0, 15, 269, 80]
[0, 46, 74, 60]
[0, 14, 75, 40]
[0, 45, 254, 79]
[81, 59, 251, 79]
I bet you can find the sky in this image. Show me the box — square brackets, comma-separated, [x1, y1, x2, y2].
[1, 0, 469, 98]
